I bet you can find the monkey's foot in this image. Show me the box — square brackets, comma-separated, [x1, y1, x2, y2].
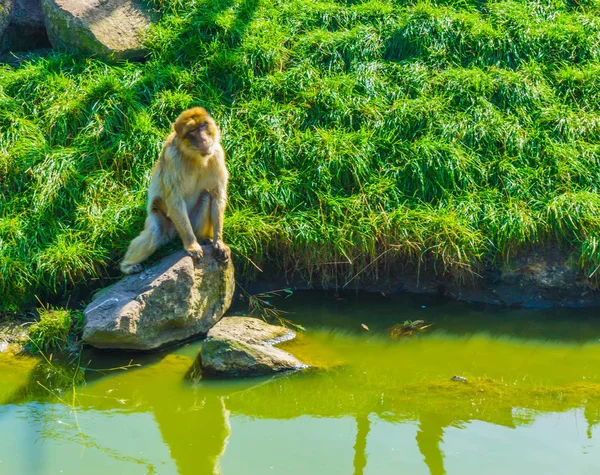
[213, 241, 230, 261]
[186, 242, 204, 260]
[121, 263, 144, 274]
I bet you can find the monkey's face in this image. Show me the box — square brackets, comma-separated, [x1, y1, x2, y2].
[174, 107, 221, 157]
[186, 122, 215, 154]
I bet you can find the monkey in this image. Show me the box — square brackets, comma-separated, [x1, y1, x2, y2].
[120, 107, 230, 274]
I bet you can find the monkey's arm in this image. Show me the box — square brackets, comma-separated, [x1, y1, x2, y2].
[167, 197, 203, 258]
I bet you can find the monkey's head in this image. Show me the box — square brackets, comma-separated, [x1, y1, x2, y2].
[174, 107, 221, 157]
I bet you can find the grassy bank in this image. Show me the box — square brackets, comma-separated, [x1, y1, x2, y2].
[1, 0, 600, 310]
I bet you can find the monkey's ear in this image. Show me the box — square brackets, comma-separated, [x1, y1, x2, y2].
[174, 119, 185, 137]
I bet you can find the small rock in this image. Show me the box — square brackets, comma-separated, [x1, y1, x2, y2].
[0, 319, 28, 352]
[83, 248, 235, 350]
[190, 316, 308, 379]
[207, 316, 291, 344]
[451, 375, 468, 383]
[41, 0, 154, 61]
[198, 338, 304, 378]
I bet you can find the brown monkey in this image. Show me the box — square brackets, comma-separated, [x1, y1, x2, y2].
[120, 107, 230, 274]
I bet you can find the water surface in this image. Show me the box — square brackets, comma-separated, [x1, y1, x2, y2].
[2, 291, 600, 474]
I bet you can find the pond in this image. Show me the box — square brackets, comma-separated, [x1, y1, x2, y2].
[2, 291, 600, 474]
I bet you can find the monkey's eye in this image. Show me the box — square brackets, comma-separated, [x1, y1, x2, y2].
[197, 122, 208, 130]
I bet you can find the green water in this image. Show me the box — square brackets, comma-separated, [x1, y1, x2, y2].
[2, 291, 600, 475]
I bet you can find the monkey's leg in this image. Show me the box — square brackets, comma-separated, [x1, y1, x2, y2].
[120, 213, 169, 274]
[210, 189, 230, 261]
[191, 192, 213, 243]
[166, 198, 203, 259]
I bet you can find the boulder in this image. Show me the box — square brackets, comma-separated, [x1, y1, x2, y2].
[41, 0, 153, 61]
[0, 0, 13, 39]
[1, 0, 50, 52]
[83, 248, 235, 350]
[189, 316, 308, 379]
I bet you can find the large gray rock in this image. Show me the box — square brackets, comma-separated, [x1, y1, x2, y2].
[83, 248, 235, 350]
[2, 0, 49, 52]
[0, 0, 13, 39]
[41, 0, 153, 61]
[189, 317, 307, 379]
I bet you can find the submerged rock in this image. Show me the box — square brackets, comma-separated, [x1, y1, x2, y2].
[83, 248, 235, 350]
[41, 0, 153, 61]
[189, 317, 307, 379]
[389, 319, 433, 338]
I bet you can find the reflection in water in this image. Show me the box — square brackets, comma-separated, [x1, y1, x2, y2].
[416, 414, 446, 475]
[3, 291, 600, 474]
[154, 395, 231, 475]
[353, 415, 370, 475]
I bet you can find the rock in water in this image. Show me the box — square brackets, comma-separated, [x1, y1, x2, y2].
[41, 0, 153, 61]
[83, 248, 235, 350]
[190, 316, 307, 379]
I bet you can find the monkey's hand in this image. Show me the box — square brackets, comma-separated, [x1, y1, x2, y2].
[213, 240, 230, 261]
[185, 241, 204, 260]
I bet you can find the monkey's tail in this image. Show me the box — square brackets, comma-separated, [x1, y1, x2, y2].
[120, 214, 168, 273]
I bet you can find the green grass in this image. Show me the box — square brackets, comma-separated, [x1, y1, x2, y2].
[1, 0, 600, 310]
[27, 307, 83, 354]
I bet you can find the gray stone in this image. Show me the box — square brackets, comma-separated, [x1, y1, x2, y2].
[207, 315, 294, 345]
[2, 0, 50, 52]
[41, 0, 153, 61]
[0, 318, 28, 352]
[83, 248, 235, 350]
[0, 0, 13, 39]
[190, 317, 307, 379]
[11, 0, 44, 27]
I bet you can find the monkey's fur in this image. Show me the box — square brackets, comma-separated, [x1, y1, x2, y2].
[120, 107, 230, 274]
